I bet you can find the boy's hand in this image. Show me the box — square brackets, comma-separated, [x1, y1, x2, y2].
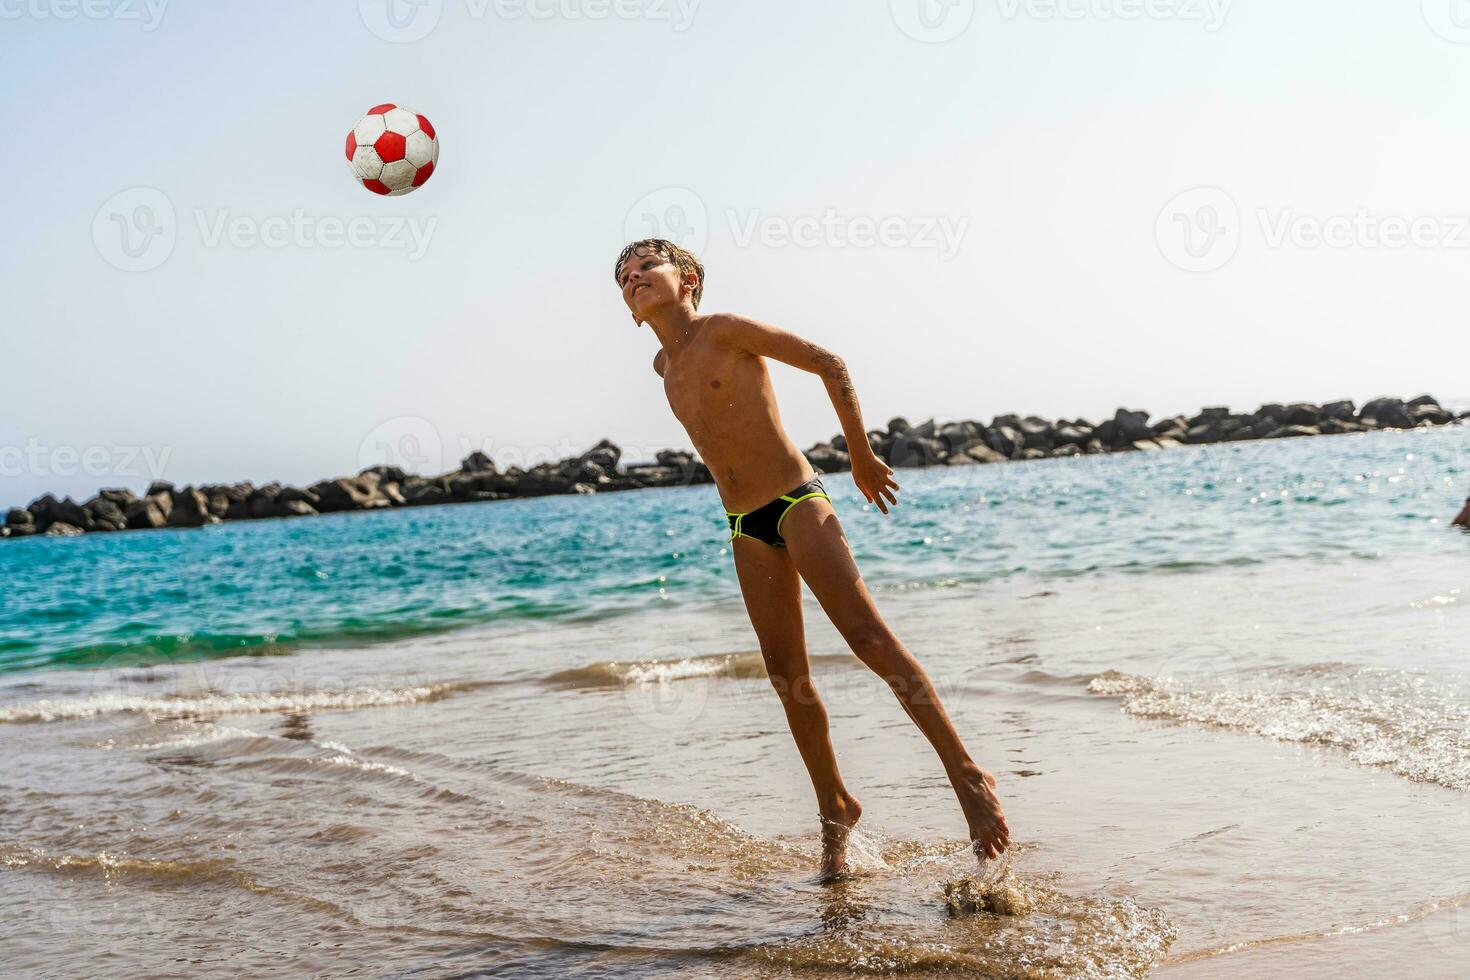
[851, 450, 900, 514]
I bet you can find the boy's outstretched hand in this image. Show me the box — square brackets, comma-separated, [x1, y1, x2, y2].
[852, 451, 900, 514]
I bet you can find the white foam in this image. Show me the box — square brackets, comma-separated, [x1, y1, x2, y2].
[0, 683, 464, 724]
[1089, 668, 1470, 791]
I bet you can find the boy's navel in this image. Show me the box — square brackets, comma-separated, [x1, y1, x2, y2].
[710, 380, 721, 389]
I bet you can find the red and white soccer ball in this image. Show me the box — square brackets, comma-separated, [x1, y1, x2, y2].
[345, 104, 438, 196]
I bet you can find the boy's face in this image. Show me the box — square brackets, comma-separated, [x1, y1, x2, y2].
[616, 247, 690, 323]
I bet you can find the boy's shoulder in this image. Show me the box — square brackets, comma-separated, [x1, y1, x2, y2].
[696, 311, 757, 340]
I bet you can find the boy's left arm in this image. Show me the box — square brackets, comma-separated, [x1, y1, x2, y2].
[718, 314, 900, 513]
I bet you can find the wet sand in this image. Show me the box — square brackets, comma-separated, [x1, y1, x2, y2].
[3, 545, 1468, 976]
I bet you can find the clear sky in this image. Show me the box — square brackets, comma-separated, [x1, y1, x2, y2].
[3, 0, 1468, 505]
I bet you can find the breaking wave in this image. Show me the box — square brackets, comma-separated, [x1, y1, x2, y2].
[1088, 666, 1470, 791]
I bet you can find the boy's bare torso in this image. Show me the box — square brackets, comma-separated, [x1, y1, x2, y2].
[657, 314, 815, 513]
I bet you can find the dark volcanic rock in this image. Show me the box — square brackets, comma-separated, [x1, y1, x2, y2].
[510, 473, 575, 496]
[97, 488, 137, 508]
[460, 451, 495, 473]
[965, 444, 1009, 464]
[887, 431, 946, 467]
[938, 421, 982, 454]
[125, 498, 168, 530]
[1183, 423, 1221, 445]
[449, 473, 514, 497]
[1112, 409, 1153, 445]
[1266, 425, 1320, 439]
[581, 439, 622, 473]
[1188, 407, 1231, 427]
[911, 419, 939, 440]
[651, 450, 711, 485]
[407, 486, 453, 507]
[168, 487, 217, 528]
[12, 393, 1455, 539]
[1359, 397, 1414, 429]
[360, 465, 409, 484]
[309, 478, 389, 513]
[1019, 417, 1054, 451]
[1053, 424, 1090, 449]
[986, 425, 1024, 459]
[1410, 398, 1453, 425]
[84, 497, 127, 532]
[805, 444, 850, 474]
[277, 486, 320, 507]
[1282, 404, 1321, 427]
[624, 464, 685, 488]
[1151, 415, 1190, 437]
[28, 495, 86, 529]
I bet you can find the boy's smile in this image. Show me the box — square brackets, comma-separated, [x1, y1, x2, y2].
[617, 249, 693, 321]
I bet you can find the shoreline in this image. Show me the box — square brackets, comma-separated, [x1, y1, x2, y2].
[5, 394, 1464, 540]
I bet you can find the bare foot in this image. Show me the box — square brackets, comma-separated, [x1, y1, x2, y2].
[817, 793, 863, 882]
[951, 763, 1009, 861]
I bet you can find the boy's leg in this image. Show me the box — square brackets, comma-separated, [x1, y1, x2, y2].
[779, 500, 1011, 860]
[731, 537, 862, 876]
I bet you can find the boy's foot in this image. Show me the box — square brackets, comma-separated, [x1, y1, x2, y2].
[951, 763, 1010, 861]
[817, 793, 863, 882]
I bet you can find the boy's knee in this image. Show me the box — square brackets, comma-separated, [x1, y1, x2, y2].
[847, 628, 895, 666]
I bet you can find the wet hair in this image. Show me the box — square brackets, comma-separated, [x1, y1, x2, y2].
[614, 239, 705, 310]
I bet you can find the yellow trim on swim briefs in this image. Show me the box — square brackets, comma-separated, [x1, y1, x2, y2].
[775, 490, 831, 536]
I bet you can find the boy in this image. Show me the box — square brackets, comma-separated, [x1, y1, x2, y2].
[614, 239, 1010, 879]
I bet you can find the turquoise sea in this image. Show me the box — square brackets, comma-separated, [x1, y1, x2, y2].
[2, 426, 1467, 676]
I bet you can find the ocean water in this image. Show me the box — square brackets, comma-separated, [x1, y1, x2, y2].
[2, 425, 1468, 977]
[3, 426, 1466, 676]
